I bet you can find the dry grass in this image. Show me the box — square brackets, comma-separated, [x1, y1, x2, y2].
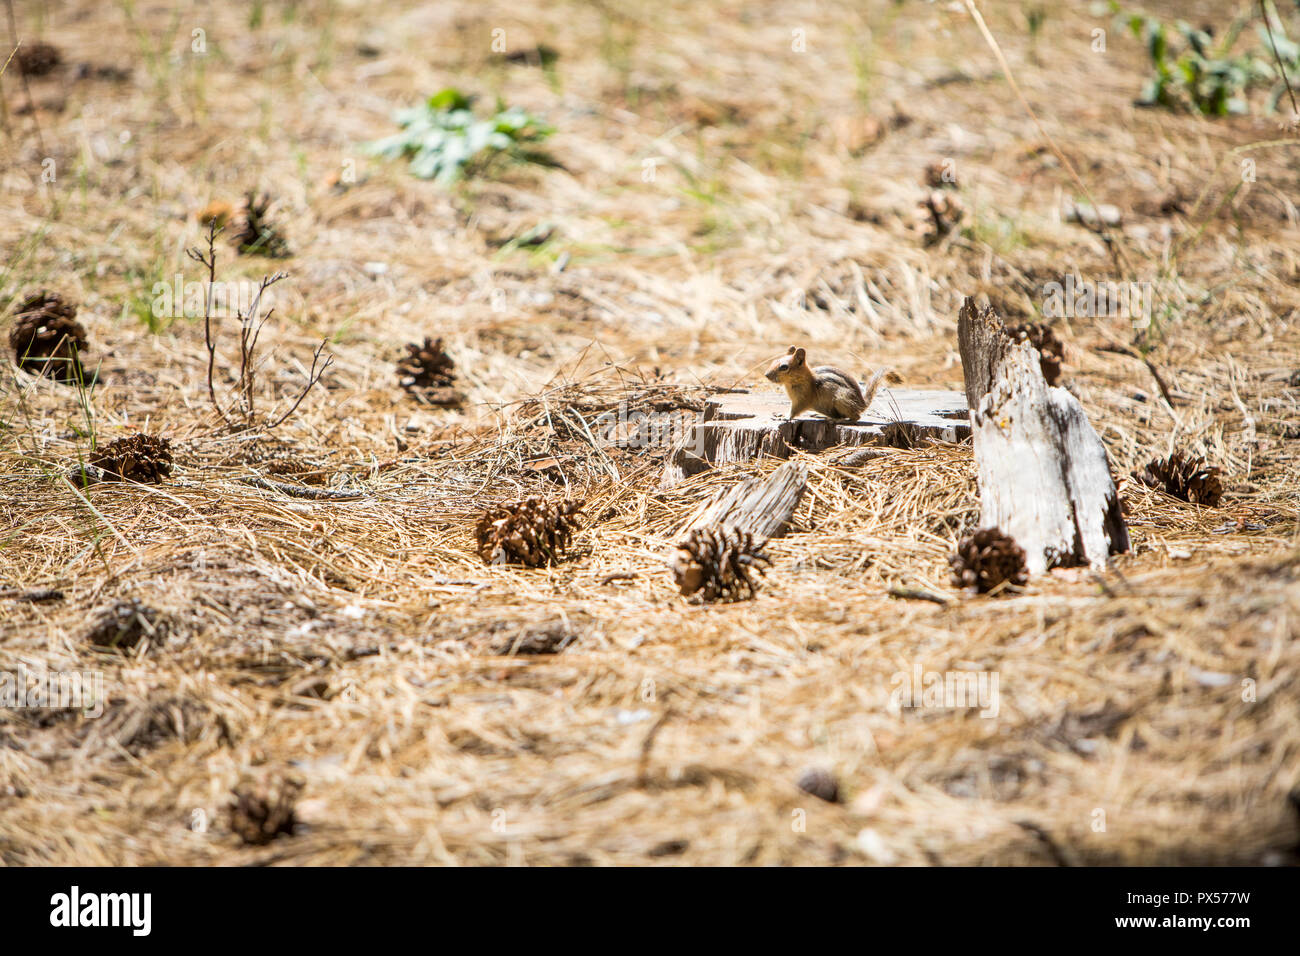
[1, 0, 1298, 865]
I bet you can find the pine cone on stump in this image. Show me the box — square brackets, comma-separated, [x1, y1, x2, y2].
[90, 434, 173, 483]
[1007, 322, 1064, 386]
[1131, 451, 1222, 506]
[670, 526, 772, 603]
[9, 291, 89, 384]
[950, 528, 1029, 593]
[475, 497, 584, 567]
[397, 337, 463, 406]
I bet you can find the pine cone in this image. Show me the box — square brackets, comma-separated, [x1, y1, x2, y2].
[228, 778, 301, 846]
[9, 291, 88, 383]
[397, 337, 462, 406]
[263, 456, 326, 485]
[17, 41, 62, 77]
[90, 434, 173, 483]
[914, 190, 964, 246]
[1131, 451, 1222, 506]
[670, 526, 772, 603]
[230, 191, 291, 258]
[85, 598, 164, 650]
[196, 199, 234, 228]
[950, 527, 1029, 593]
[1007, 322, 1064, 386]
[924, 159, 958, 189]
[475, 497, 584, 567]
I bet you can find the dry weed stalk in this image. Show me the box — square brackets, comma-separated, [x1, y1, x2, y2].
[186, 222, 332, 431]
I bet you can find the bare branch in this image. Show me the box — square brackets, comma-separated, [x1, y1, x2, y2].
[267, 339, 334, 429]
[185, 220, 235, 428]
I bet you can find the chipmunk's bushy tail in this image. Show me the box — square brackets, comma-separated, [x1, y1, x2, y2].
[861, 367, 889, 408]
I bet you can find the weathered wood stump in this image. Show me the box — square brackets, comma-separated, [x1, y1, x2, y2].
[676, 460, 809, 539]
[958, 296, 1129, 573]
[661, 387, 969, 487]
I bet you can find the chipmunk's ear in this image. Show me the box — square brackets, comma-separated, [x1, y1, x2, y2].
[791, 347, 806, 366]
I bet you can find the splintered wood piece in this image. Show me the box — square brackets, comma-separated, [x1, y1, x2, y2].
[679, 460, 809, 541]
[661, 387, 969, 487]
[957, 296, 1129, 574]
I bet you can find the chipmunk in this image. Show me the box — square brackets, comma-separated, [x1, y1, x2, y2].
[764, 346, 887, 420]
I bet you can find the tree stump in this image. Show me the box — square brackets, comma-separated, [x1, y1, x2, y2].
[958, 297, 1129, 573]
[661, 386, 969, 487]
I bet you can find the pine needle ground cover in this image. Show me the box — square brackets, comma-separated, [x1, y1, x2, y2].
[1, 1, 1298, 865]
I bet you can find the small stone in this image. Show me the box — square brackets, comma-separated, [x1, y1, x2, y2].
[855, 827, 897, 864]
[797, 767, 841, 804]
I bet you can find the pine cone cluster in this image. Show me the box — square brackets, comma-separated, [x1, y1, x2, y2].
[9, 291, 88, 383]
[17, 41, 62, 77]
[1007, 322, 1064, 386]
[475, 497, 584, 567]
[1132, 451, 1223, 506]
[670, 526, 772, 603]
[950, 527, 1029, 593]
[228, 779, 301, 846]
[90, 434, 174, 483]
[397, 337, 463, 406]
[231, 191, 291, 258]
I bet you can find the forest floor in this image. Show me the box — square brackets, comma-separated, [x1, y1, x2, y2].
[1, 0, 1298, 864]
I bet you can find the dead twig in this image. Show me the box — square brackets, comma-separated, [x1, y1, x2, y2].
[185, 225, 332, 432]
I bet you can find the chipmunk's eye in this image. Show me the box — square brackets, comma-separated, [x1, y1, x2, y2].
[779, 363, 788, 371]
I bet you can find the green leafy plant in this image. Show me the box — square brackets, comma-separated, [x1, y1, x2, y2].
[365, 88, 555, 183]
[1115, 4, 1298, 116]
